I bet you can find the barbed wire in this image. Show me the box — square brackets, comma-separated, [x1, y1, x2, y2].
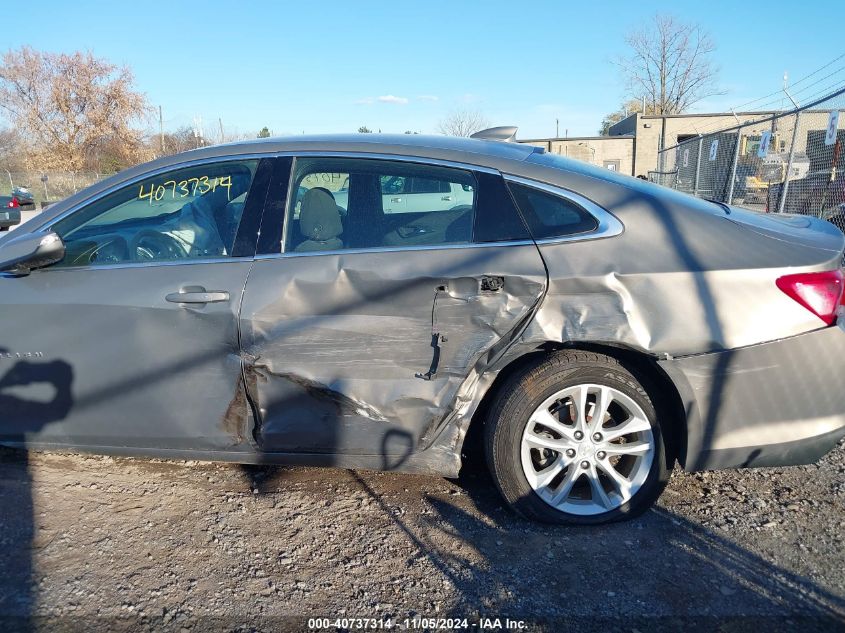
[722, 53, 845, 111]
[655, 86, 845, 222]
[681, 54, 845, 138]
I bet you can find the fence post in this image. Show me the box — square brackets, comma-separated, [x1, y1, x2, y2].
[726, 129, 742, 205]
[673, 149, 681, 189]
[693, 137, 703, 197]
[777, 112, 801, 214]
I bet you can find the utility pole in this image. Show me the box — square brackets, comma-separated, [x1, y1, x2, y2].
[218, 118, 224, 144]
[556, 118, 559, 137]
[159, 105, 164, 154]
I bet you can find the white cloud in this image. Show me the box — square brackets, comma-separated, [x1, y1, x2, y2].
[417, 95, 439, 102]
[377, 95, 409, 105]
[354, 97, 375, 105]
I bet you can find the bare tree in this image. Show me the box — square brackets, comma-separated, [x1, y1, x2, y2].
[437, 110, 489, 137]
[154, 126, 195, 156]
[616, 14, 723, 115]
[0, 47, 150, 171]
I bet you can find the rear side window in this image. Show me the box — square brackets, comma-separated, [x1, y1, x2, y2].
[508, 182, 598, 239]
[283, 157, 476, 253]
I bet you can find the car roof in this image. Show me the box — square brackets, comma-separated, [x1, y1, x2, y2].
[4, 134, 545, 236]
[222, 133, 538, 159]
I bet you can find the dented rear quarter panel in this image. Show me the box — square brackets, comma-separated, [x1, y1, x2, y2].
[502, 159, 844, 356]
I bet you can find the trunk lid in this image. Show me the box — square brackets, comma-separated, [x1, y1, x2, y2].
[726, 207, 845, 256]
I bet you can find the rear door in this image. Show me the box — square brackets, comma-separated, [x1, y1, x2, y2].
[239, 155, 547, 458]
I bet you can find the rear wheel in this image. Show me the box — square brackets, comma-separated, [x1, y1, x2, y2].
[485, 351, 670, 524]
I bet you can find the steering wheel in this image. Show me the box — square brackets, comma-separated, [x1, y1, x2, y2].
[129, 230, 187, 261]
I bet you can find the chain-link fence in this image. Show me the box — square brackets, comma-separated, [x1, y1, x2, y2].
[652, 86, 845, 228]
[0, 170, 109, 209]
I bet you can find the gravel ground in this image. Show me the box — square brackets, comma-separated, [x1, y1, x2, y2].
[0, 440, 843, 632]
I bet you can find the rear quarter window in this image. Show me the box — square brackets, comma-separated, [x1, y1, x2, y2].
[508, 182, 598, 239]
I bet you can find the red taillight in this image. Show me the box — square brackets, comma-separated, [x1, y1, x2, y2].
[776, 270, 844, 325]
[6, 197, 19, 208]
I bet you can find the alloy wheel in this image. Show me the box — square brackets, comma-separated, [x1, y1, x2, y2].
[520, 383, 655, 516]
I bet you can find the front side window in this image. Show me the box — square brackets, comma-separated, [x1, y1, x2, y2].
[284, 158, 476, 253]
[508, 182, 598, 239]
[52, 160, 258, 267]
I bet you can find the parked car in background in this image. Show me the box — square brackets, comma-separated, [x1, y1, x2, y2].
[333, 175, 474, 214]
[1, 130, 844, 525]
[291, 176, 474, 217]
[0, 194, 23, 231]
[11, 186, 36, 210]
[766, 170, 845, 218]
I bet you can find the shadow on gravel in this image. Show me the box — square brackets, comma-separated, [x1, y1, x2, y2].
[352, 462, 845, 630]
[0, 353, 74, 633]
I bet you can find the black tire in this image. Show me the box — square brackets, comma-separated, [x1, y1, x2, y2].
[485, 350, 671, 525]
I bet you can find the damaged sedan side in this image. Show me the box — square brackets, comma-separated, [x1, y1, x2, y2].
[1, 131, 843, 525]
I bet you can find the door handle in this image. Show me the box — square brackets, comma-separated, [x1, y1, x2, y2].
[166, 289, 230, 304]
[390, 197, 403, 203]
[441, 195, 453, 201]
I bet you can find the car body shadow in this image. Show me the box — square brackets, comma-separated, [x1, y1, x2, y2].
[348, 461, 845, 631]
[0, 353, 74, 632]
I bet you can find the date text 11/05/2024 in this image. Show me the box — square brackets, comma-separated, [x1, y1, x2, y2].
[307, 617, 528, 630]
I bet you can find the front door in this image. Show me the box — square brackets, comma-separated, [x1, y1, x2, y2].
[239, 156, 547, 459]
[0, 158, 270, 451]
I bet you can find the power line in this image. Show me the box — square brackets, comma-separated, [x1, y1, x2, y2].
[789, 52, 845, 88]
[684, 60, 845, 138]
[789, 64, 845, 98]
[722, 52, 845, 111]
[793, 78, 845, 105]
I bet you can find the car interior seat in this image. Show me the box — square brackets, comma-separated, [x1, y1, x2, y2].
[294, 188, 344, 252]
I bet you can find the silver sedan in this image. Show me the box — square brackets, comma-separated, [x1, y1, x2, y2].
[1, 130, 843, 524]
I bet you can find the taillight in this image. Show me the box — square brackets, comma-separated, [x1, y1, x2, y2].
[776, 270, 844, 325]
[6, 197, 19, 208]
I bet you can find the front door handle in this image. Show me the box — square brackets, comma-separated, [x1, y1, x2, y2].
[390, 197, 403, 203]
[166, 289, 230, 304]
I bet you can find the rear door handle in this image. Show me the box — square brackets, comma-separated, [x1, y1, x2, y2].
[441, 195, 453, 201]
[166, 289, 230, 304]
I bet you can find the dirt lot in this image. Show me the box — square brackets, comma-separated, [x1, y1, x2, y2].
[0, 440, 843, 632]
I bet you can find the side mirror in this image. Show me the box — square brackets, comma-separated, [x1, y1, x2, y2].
[0, 231, 66, 275]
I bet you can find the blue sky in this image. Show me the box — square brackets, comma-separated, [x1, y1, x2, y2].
[5, 1, 844, 139]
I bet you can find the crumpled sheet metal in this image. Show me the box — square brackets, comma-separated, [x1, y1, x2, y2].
[235, 172, 844, 474]
[522, 265, 832, 358]
[238, 246, 548, 474]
